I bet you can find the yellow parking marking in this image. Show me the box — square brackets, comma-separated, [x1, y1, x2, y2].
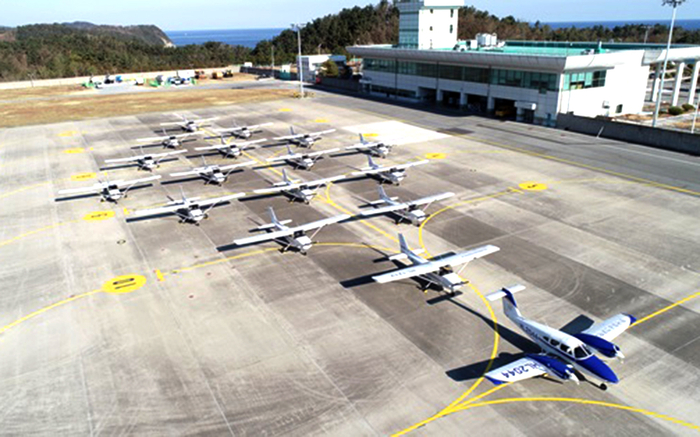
[63, 148, 85, 154]
[425, 153, 447, 160]
[58, 131, 78, 137]
[313, 118, 330, 123]
[632, 290, 700, 327]
[171, 248, 280, 274]
[0, 181, 51, 200]
[123, 207, 130, 216]
[0, 289, 101, 336]
[452, 398, 700, 432]
[155, 269, 165, 282]
[70, 172, 97, 181]
[518, 181, 548, 191]
[0, 221, 76, 249]
[279, 108, 292, 112]
[102, 274, 146, 294]
[363, 133, 379, 137]
[82, 211, 116, 222]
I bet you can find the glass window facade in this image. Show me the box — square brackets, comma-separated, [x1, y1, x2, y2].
[563, 70, 606, 90]
[363, 59, 559, 92]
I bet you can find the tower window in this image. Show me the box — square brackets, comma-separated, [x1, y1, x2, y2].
[451, 9, 454, 18]
[430, 9, 433, 13]
[450, 25, 453, 34]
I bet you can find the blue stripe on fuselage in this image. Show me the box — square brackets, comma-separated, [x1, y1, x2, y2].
[576, 354, 619, 384]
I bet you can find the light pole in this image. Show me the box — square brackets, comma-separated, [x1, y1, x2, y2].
[652, 0, 687, 128]
[291, 23, 306, 98]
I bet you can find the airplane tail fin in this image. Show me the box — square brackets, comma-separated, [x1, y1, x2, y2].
[378, 185, 390, 202]
[180, 186, 187, 203]
[286, 144, 293, 155]
[282, 168, 290, 183]
[367, 155, 376, 168]
[268, 206, 280, 226]
[360, 133, 366, 144]
[486, 285, 526, 319]
[398, 233, 410, 255]
[290, 126, 295, 136]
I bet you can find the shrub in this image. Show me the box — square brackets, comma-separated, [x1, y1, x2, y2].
[668, 106, 684, 116]
[682, 103, 695, 112]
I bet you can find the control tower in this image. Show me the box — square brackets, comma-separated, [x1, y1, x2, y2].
[397, 0, 465, 50]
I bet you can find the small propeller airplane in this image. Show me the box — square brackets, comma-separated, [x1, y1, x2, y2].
[130, 188, 244, 225]
[372, 234, 500, 295]
[104, 149, 187, 171]
[351, 156, 429, 185]
[169, 158, 255, 186]
[231, 207, 350, 255]
[214, 122, 273, 139]
[483, 285, 635, 390]
[137, 129, 204, 148]
[266, 144, 340, 170]
[273, 126, 336, 148]
[360, 186, 455, 226]
[345, 134, 396, 159]
[252, 169, 345, 204]
[160, 113, 220, 132]
[57, 175, 161, 203]
[195, 136, 267, 159]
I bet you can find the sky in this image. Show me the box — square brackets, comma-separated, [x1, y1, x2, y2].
[2, 0, 700, 30]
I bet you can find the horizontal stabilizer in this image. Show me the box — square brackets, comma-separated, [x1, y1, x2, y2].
[257, 219, 292, 230]
[485, 284, 526, 302]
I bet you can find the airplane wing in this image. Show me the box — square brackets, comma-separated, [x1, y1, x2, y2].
[138, 135, 169, 142]
[116, 175, 162, 189]
[219, 160, 256, 172]
[294, 214, 350, 233]
[310, 129, 336, 137]
[580, 314, 636, 342]
[215, 126, 244, 133]
[196, 117, 219, 124]
[345, 142, 373, 151]
[133, 204, 183, 217]
[247, 122, 274, 130]
[197, 193, 246, 207]
[304, 174, 345, 188]
[266, 153, 298, 163]
[170, 169, 202, 178]
[406, 192, 455, 208]
[105, 156, 140, 164]
[160, 121, 186, 127]
[57, 183, 104, 195]
[393, 159, 430, 171]
[484, 357, 548, 385]
[308, 147, 340, 157]
[359, 202, 410, 217]
[233, 228, 296, 246]
[372, 245, 500, 284]
[153, 150, 188, 158]
[273, 133, 304, 141]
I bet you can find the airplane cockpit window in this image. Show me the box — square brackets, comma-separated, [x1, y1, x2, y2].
[550, 338, 560, 347]
[573, 346, 591, 359]
[559, 344, 572, 355]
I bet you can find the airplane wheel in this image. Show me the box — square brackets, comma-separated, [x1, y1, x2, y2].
[600, 383, 608, 391]
[301, 251, 307, 256]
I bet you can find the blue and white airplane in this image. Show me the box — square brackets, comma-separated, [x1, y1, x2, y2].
[484, 285, 635, 390]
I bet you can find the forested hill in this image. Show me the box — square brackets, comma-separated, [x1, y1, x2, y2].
[0, 22, 173, 46]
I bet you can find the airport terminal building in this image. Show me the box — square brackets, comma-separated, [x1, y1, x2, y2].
[347, 0, 700, 126]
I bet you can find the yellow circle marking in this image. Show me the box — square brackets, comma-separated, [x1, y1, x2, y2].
[58, 131, 78, 137]
[314, 118, 330, 123]
[363, 133, 379, 137]
[278, 108, 292, 112]
[71, 172, 96, 181]
[102, 275, 146, 294]
[425, 153, 447, 160]
[83, 211, 116, 222]
[518, 181, 548, 191]
[63, 148, 85, 154]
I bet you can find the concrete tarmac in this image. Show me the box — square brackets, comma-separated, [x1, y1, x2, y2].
[0, 90, 699, 435]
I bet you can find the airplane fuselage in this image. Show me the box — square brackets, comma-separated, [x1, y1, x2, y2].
[287, 187, 316, 204]
[202, 169, 226, 185]
[184, 122, 198, 133]
[101, 186, 123, 202]
[163, 138, 180, 148]
[511, 314, 620, 385]
[368, 144, 391, 159]
[408, 253, 464, 293]
[289, 157, 315, 170]
[222, 147, 242, 158]
[376, 170, 405, 185]
[395, 207, 427, 226]
[286, 235, 313, 254]
[138, 157, 157, 171]
[235, 129, 252, 139]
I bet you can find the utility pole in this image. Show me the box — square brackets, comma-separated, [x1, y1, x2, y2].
[291, 23, 306, 98]
[652, 0, 687, 128]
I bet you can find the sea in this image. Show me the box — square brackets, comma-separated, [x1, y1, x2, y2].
[166, 28, 285, 48]
[543, 19, 700, 30]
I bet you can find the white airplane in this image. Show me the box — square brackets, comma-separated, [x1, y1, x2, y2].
[214, 122, 273, 140]
[372, 233, 500, 295]
[131, 189, 244, 225]
[273, 126, 336, 148]
[360, 186, 455, 226]
[232, 207, 349, 255]
[484, 285, 635, 390]
[266, 144, 340, 170]
[170, 158, 255, 186]
[345, 134, 396, 159]
[252, 169, 344, 204]
[137, 130, 204, 148]
[195, 136, 267, 159]
[57, 175, 161, 203]
[351, 156, 429, 185]
[104, 149, 187, 172]
[161, 114, 219, 132]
